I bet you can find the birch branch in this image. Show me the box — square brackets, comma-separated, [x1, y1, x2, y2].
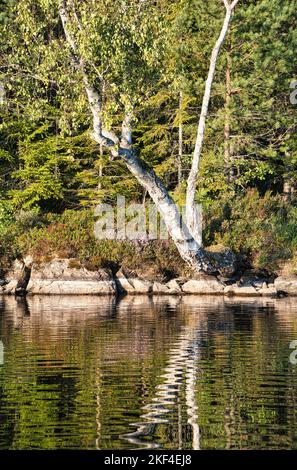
[58, 0, 119, 152]
[185, 0, 239, 242]
[224, 0, 239, 10]
[121, 111, 133, 149]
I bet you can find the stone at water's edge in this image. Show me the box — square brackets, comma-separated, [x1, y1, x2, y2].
[115, 268, 153, 294]
[225, 285, 260, 297]
[27, 280, 116, 295]
[153, 282, 170, 294]
[274, 276, 297, 296]
[166, 279, 182, 293]
[259, 286, 278, 297]
[152, 280, 182, 295]
[26, 259, 116, 295]
[182, 275, 225, 294]
[0, 259, 31, 295]
[0, 257, 297, 297]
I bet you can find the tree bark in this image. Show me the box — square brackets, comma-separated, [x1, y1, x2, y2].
[186, 0, 239, 241]
[178, 90, 183, 187]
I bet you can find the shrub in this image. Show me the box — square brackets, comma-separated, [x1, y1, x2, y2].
[2, 191, 297, 276]
[204, 189, 297, 273]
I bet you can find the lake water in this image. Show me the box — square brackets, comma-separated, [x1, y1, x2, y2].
[0, 295, 297, 450]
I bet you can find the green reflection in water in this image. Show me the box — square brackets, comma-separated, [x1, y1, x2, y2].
[0, 295, 297, 450]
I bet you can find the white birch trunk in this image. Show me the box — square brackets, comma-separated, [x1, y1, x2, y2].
[186, 0, 239, 241]
[178, 90, 183, 187]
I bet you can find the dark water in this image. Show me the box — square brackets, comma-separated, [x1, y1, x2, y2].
[0, 295, 297, 450]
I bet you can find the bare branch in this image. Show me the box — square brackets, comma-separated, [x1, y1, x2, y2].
[186, 0, 239, 241]
[68, 0, 82, 31]
[230, 0, 240, 10]
[223, 0, 239, 11]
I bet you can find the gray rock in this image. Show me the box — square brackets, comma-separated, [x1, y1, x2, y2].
[274, 276, 297, 296]
[27, 259, 116, 295]
[182, 275, 224, 294]
[206, 246, 237, 277]
[1, 259, 31, 295]
[131, 278, 153, 294]
[224, 285, 235, 296]
[1, 280, 18, 294]
[224, 284, 261, 297]
[116, 268, 153, 294]
[153, 282, 170, 294]
[166, 279, 182, 293]
[252, 280, 265, 290]
[27, 280, 115, 295]
[152, 279, 182, 295]
[259, 286, 277, 297]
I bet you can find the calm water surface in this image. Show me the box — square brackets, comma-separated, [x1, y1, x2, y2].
[0, 295, 297, 450]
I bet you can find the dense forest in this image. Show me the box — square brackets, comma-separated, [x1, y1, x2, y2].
[0, 0, 297, 277]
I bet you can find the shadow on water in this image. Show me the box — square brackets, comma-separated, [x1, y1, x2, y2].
[0, 294, 297, 449]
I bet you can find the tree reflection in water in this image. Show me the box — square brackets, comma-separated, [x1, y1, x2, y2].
[1, 295, 297, 450]
[122, 321, 202, 449]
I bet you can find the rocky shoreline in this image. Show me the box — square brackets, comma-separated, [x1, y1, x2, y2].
[1, 257, 297, 297]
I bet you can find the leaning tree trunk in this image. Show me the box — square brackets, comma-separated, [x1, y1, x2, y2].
[58, 0, 239, 274]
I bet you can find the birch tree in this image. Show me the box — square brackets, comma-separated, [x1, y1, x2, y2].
[55, 0, 239, 273]
[1, 0, 239, 273]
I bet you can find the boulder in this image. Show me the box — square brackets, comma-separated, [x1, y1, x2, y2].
[1, 259, 32, 295]
[206, 245, 237, 277]
[27, 280, 115, 295]
[182, 275, 224, 294]
[116, 268, 153, 294]
[274, 276, 297, 296]
[166, 279, 182, 293]
[152, 279, 182, 295]
[1, 281, 17, 294]
[259, 286, 278, 297]
[132, 278, 153, 294]
[153, 282, 171, 294]
[224, 285, 235, 296]
[225, 284, 261, 297]
[27, 259, 116, 295]
[239, 269, 274, 288]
